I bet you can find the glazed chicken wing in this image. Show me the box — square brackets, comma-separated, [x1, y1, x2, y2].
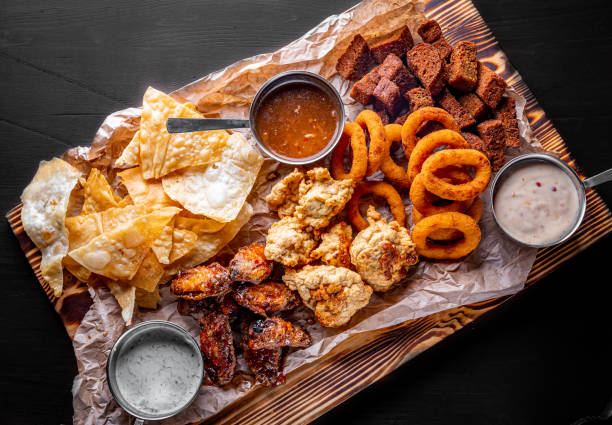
[171, 262, 232, 300]
[199, 311, 236, 385]
[244, 347, 285, 387]
[247, 317, 312, 350]
[229, 242, 273, 284]
[233, 281, 300, 316]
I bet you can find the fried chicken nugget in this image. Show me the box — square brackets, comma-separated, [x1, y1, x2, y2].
[244, 347, 285, 387]
[266, 168, 304, 218]
[310, 221, 353, 268]
[229, 242, 273, 284]
[264, 216, 318, 267]
[199, 311, 236, 385]
[233, 281, 301, 316]
[171, 262, 232, 301]
[247, 317, 312, 350]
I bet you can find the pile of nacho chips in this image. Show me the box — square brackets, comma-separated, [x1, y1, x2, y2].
[21, 87, 262, 324]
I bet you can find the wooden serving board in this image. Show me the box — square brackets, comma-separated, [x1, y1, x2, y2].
[6, 0, 612, 423]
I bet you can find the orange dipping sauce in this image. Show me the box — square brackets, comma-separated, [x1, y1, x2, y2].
[254, 83, 340, 160]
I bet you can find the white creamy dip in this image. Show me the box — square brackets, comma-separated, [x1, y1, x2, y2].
[114, 329, 202, 416]
[494, 162, 580, 245]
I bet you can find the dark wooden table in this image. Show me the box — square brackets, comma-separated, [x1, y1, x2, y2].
[2, 1, 612, 424]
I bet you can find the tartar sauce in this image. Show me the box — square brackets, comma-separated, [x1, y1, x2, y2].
[114, 329, 202, 416]
[493, 162, 579, 245]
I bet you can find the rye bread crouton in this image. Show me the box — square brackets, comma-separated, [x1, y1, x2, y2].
[436, 88, 476, 129]
[336, 34, 377, 80]
[433, 37, 452, 61]
[494, 97, 521, 148]
[476, 119, 506, 170]
[407, 43, 445, 96]
[417, 20, 442, 43]
[350, 67, 381, 105]
[369, 26, 414, 63]
[458, 93, 489, 121]
[373, 77, 403, 116]
[377, 54, 419, 94]
[462, 132, 490, 158]
[475, 62, 507, 109]
[404, 87, 434, 112]
[448, 41, 478, 91]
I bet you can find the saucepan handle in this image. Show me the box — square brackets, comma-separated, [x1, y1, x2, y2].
[583, 168, 612, 189]
[166, 118, 250, 133]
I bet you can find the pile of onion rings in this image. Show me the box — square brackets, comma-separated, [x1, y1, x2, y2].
[347, 181, 406, 231]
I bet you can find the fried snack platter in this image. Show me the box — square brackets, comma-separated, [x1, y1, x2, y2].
[7, 1, 612, 425]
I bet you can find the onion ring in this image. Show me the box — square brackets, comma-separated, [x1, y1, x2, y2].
[410, 172, 474, 216]
[407, 129, 469, 182]
[401, 107, 459, 159]
[421, 149, 492, 201]
[380, 123, 412, 187]
[348, 181, 406, 231]
[331, 122, 368, 183]
[355, 110, 386, 177]
[412, 198, 482, 241]
[411, 211, 481, 259]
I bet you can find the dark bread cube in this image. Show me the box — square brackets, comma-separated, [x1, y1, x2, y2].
[417, 20, 442, 43]
[374, 106, 390, 125]
[461, 132, 490, 158]
[458, 93, 488, 121]
[370, 26, 414, 63]
[406, 43, 445, 95]
[404, 87, 434, 112]
[448, 41, 478, 91]
[494, 97, 520, 148]
[476, 119, 506, 170]
[475, 62, 507, 109]
[436, 89, 476, 129]
[378, 54, 419, 94]
[350, 67, 381, 105]
[433, 37, 452, 61]
[373, 77, 403, 116]
[336, 34, 377, 80]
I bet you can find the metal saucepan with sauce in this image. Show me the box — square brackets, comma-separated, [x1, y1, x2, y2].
[106, 320, 204, 424]
[490, 153, 612, 248]
[166, 70, 345, 165]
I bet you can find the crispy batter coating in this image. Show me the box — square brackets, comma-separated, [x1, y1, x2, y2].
[350, 206, 418, 292]
[247, 317, 312, 350]
[294, 168, 355, 230]
[229, 242, 272, 284]
[266, 169, 304, 218]
[199, 311, 236, 385]
[311, 221, 353, 268]
[171, 263, 232, 300]
[264, 216, 317, 267]
[283, 265, 373, 327]
[244, 347, 285, 387]
[233, 281, 301, 316]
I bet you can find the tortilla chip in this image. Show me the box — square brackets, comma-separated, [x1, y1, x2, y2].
[151, 217, 175, 264]
[162, 133, 263, 222]
[81, 168, 119, 214]
[168, 227, 198, 263]
[139, 87, 229, 179]
[118, 167, 180, 208]
[106, 281, 136, 325]
[63, 257, 92, 282]
[135, 287, 161, 310]
[117, 195, 133, 207]
[174, 215, 225, 234]
[21, 158, 81, 296]
[68, 207, 179, 280]
[127, 249, 164, 292]
[115, 130, 140, 169]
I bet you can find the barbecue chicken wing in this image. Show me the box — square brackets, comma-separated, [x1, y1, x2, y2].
[171, 263, 232, 300]
[244, 347, 284, 387]
[247, 317, 312, 350]
[233, 281, 300, 316]
[228, 242, 272, 284]
[199, 311, 236, 385]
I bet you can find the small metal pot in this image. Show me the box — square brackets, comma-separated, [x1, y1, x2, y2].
[166, 70, 345, 165]
[106, 320, 203, 425]
[490, 153, 612, 248]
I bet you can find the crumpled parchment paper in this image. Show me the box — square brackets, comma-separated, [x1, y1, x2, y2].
[70, 0, 543, 423]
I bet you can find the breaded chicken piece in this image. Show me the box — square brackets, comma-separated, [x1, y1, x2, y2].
[311, 221, 353, 268]
[244, 347, 284, 387]
[171, 263, 232, 300]
[350, 206, 418, 292]
[233, 281, 301, 316]
[264, 216, 317, 267]
[283, 265, 373, 327]
[229, 242, 272, 284]
[199, 311, 236, 385]
[266, 168, 304, 218]
[294, 168, 355, 230]
[247, 317, 312, 350]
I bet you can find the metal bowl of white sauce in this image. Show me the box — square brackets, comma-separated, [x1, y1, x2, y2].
[490, 153, 612, 248]
[106, 320, 203, 424]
